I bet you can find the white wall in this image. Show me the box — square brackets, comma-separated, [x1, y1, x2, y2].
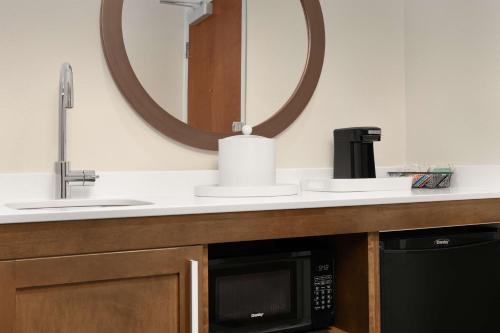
[0, 0, 406, 172]
[405, 0, 500, 165]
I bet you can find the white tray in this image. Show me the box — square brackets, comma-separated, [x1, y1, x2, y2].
[194, 184, 299, 197]
[301, 177, 412, 192]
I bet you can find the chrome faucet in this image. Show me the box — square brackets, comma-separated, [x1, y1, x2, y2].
[55, 63, 98, 199]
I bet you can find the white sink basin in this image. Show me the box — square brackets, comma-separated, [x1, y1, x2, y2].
[5, 199, 153, 210]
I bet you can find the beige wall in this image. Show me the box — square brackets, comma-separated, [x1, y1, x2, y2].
[405, 0, 500, 164]
[0, 0, 406, 172]
[122, 0, 185, 121]
[245, 0, 308, 125]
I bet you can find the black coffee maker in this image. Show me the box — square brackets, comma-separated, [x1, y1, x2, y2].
[333, 127, 381, 179]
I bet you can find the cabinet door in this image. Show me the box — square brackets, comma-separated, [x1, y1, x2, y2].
[0, 246, 203, 333]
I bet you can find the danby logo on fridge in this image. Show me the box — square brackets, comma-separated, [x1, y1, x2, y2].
[434, 238, 450, 246]
[250, 313, 264, 319]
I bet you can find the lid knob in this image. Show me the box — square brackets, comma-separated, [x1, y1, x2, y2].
[242, 125, 253, 135]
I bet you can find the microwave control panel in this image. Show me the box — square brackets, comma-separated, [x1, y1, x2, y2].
[311, 253, 335, 327]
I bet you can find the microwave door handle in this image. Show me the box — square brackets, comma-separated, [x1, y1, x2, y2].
[190, 260, 199, 333]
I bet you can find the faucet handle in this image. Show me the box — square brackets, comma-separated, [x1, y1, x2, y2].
[82, 170, 99, 186]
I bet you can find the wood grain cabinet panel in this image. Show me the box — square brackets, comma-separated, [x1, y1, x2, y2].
[0, 246, 204, 333]
[333, 233, 381, 333]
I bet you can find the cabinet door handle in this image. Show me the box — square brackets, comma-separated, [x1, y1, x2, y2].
[190, 260, 199, 333]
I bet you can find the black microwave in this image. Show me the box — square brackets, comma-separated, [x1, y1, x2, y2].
[209, 240, 335, 333]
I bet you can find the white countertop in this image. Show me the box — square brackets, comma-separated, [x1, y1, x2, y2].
[1, 187, 500, 224]
[1, 166, 499, 224]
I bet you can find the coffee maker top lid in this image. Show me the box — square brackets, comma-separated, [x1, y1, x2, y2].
[333, 127, 381, 143]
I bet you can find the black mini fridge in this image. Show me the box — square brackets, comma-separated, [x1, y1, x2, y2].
[380, 226, 500, 333]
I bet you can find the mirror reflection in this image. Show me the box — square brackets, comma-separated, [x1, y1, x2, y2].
[122, 0, 307, 134]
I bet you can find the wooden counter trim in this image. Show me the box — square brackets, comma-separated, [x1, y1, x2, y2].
[367, 233, 381, 333]
[0, 198, 499, 260]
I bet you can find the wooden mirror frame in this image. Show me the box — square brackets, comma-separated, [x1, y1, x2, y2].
[100, 0, 325, 150]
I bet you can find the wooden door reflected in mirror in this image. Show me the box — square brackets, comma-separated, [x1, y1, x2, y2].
[188, 0, 242, 133]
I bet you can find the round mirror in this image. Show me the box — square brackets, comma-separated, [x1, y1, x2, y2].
[101, 0, 325, 150]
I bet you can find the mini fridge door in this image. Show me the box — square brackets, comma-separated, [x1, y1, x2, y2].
[380, 227, 500, 333]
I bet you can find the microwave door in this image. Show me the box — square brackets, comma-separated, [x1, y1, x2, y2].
[209, 258, 312, 333]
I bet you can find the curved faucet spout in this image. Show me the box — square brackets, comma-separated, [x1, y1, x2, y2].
[60, 63, 73, 109]
[58, 63, 73, 162]
[55, 63, 98, 199]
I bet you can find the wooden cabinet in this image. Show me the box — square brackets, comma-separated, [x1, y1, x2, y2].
[1, 199, 495, 333]
[0, 246, 204, 333]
